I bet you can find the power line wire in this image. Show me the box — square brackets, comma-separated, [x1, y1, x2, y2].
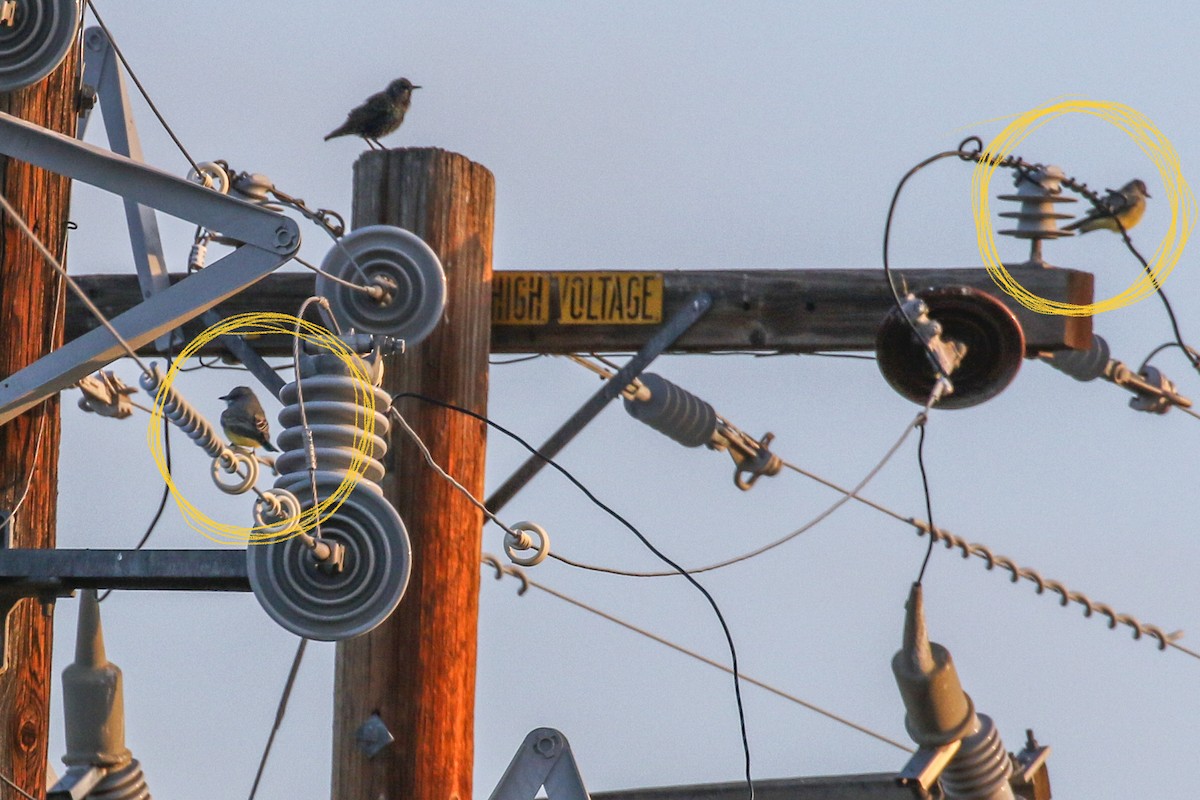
[547, 408, 924, 577]
[775, 460, 1190, 655]
[392, 392, 756, 800]
[248, 637, 308, 800]
[0, 191, 152, 375]
[0, 771, 40, 800]
[482, 554, 914, 754]
[99, 406, 172, 602]
[84, 0, 202, 175]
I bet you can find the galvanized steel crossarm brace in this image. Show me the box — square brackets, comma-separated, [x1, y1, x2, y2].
[0, 111, 300, 425]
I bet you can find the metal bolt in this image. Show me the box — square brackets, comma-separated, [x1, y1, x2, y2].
[274, 225, 299, 252]
[535, 733, 561, 758]
[84, 28, 107, 51]
[355, 713, 395, 759]
[77, 85, 98, 114]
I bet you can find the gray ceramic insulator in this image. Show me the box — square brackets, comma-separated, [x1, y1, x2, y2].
[61, 590, 132, 769]
[623, 373, 718, 448]
[940, 713, 1015, 800]
[1040, 334, 1111, 382]
[891, 584, 976, 747]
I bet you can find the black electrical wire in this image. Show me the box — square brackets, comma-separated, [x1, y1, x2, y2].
[392, 392, 756, 800]
[247, 637, 308, 800]
[913, 419, 936, 585]
[99, 395, 172, 602]
[1107, 215, 1200, 372]
[489, 354, 546, 365]
[881, 147, 972, 385]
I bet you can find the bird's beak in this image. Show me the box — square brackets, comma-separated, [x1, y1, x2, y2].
[1144, 190, 1152, 197]
[412, 85, 423, 90]
[218, 394, 230, 401]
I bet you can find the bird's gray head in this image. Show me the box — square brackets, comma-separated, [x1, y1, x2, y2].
[387, 78, 420, 99]
[1124, 179, 1151, 198]
[219, 386, 255, 405]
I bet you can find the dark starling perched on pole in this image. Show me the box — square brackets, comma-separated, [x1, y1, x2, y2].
[324, 78, 421, 150]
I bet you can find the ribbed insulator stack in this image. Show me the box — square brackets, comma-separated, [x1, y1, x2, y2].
[273, 353, 392, 497]
[997, 165, 1076, 264]
[250, 351, 412, 641]
[1039, 334, 1110, 381]
[622, 373, 718, 448]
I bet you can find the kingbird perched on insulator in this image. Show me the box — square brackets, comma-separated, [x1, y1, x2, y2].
[219, 386, 278, 452]
[1064, 179, 1151, 233]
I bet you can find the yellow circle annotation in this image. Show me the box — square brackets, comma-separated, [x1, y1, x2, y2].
[971, 98, 1195, 316]
[146, 312, 377, 546]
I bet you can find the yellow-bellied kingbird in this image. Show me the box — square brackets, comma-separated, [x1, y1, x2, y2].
[1064, 179, 1150, 234]
[219, 386, 278, 452]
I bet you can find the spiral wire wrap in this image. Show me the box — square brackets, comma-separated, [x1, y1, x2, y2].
[140, 364, 260, 494]
[913, 519, 1181, 649]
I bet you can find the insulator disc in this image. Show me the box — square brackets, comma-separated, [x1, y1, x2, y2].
[0, 0, 79, 92]
[247, 484, 411, 641]
[876, 286, 1025, 410]
[316, 225, 446, 343]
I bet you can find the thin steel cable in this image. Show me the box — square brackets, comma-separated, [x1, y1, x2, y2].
[1106, 214, 1199, 371]
[490, 354, 546, 365]
[393, 392, 755, 800]
[84, 0, 201, 175]
[482, 555, 913, 754]
[388, 407, 520, 540]
[271, 194, 371, 283]
[548, 408, 924, 577]
[293, 255, 377, 295]
[247, 637, 308, 800]
[1138, 341, 1200, 373]
[0, 192, 152, 375]
[0, 771, 40, 800]
[292, 298, 337, 542]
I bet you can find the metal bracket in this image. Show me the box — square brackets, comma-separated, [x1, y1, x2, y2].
[488, 728, 591, 800]
[0, 547, 248, 671]
[485, 292, 713, 513]
[77, 25, 176, 352]
[896, 740, 961, 794]
[0, 111, 300, 426]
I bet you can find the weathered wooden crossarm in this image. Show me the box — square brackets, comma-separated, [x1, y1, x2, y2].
[66, 267, 1092, 356]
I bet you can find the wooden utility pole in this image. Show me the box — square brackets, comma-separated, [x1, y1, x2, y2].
[0, 43, 80, 799]
[332, 148, 495, 800]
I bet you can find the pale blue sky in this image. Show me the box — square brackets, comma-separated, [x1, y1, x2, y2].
[45, 2, 1200, 798]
